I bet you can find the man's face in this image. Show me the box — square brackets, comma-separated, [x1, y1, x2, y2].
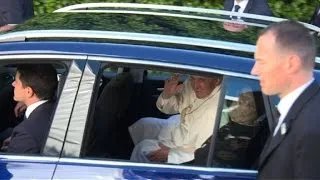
[190, 76, 218, 99]
[12, 72, 28, 103]
[223, 22, 248, 32]
[251, 33, 288, 96]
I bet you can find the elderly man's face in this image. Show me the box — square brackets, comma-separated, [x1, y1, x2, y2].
[190, 76, 219, 99]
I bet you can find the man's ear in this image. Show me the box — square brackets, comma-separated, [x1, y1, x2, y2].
[286, 54, 302, 74]
[215, 77, 222, 86]
[25, 86, 35, 98]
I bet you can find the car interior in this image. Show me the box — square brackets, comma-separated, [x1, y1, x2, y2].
[0, 61, 270, 170]
[0, 62, 68, 152]
[83, 66, 177, 159]
[82, 65, 270, 170]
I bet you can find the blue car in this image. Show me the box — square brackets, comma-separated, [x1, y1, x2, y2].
[0, 3, 319, 179]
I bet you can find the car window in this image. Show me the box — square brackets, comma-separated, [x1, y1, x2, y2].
[0, 61, 70, 157]
[193, 76, 270, 169]
[81, 65, 224, 167]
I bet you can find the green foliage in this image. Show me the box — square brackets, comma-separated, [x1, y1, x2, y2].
[268, 0, 319, 22]
[34, 0, 320, 22]
[34, 0, 130, 15]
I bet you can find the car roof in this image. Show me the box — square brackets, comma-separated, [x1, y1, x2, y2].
[13, 11, 262, 45]
[0, 3, 320, 69]
[0, 41, 254, 75]
[7, 4, 320, 38]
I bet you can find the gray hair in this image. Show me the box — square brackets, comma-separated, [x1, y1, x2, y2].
[259, 20, 316, 69]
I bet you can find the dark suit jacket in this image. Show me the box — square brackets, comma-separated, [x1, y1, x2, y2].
[310, 5, 320, 27]
[224, 0, 272, 16]
[0, 0, 34, 26]
[258, 82, 320, 179]
[7, 101, 55, 154]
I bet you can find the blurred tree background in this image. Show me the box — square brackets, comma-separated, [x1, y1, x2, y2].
[34, 0, 319, 22]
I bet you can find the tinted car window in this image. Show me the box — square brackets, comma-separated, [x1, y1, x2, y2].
[0, 61, 69, 156]
[82, 65, 223, 167]
[193, 76, 269, 169]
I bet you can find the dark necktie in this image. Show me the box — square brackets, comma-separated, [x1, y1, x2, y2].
[272, 107, 281, 136]
[232, 5, 241, 19]
[275, 108, 281, 121]
[234, 5, 241, 12]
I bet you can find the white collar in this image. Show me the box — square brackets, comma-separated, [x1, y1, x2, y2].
[25, 100, 48, 119]
[277, 78, 314, 118]
[273, 78, 314, 136]
[232, 0, 249, 13]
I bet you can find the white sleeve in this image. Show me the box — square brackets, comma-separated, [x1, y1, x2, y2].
[156, 79, 191, 114]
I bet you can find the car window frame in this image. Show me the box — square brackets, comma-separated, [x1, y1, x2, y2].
[0, 54, 86, 179]
[0, 54, 87, 157]
[206, 75, 274, 169]
[60, 55, 276, 171]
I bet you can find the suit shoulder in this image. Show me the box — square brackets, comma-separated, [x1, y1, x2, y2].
[297, 91, 320, 131]
[29, 102, 55, 120]
[305, 90, 320, 108]
[223, 0, 233, 10]
[23, 102, 55, 136]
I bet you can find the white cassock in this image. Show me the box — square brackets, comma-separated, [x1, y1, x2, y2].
[129, 79, 221, 164]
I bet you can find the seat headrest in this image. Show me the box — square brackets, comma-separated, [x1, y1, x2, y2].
[105, 72, 133, 88]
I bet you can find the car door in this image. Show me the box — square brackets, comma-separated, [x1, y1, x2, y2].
[51, 56, 272, 179]
[0, 54, 86, 179]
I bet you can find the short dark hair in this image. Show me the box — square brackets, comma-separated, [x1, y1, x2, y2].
[259, 20, 316, 69]
[17, 64, 58, 100]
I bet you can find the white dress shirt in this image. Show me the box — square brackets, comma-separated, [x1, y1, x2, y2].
[25, 100, 48, 119]
[273, 78, 314, 136]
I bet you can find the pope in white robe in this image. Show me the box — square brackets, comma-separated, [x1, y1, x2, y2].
[129, 74, 222, 164]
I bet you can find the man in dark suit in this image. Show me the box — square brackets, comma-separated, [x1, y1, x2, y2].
[0, 0, 34, 32]
[1, 64, 57, 154]
[224, 0, 272, 17]
[251, 20, 320, 179]
[310, 4, 320, 27]
[223, 0, 272, 32]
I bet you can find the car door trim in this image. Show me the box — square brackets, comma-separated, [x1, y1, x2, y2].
[88, 56, 259, 80]
[43, 60, 86, 156]
[57, 157, 257, 174]
[61, 62, 98, 157]
[0, 30, 256, 54]
[0, 54, 87, 60]
[0, 155, 58, 163]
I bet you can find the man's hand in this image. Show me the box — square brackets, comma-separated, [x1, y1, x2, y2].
[0, 25, 15, 32]
[1, 137, 11, 152]
[14, 102, 27, 118]
[162, 74, 184, 99]
[147, 144, 170, 162]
